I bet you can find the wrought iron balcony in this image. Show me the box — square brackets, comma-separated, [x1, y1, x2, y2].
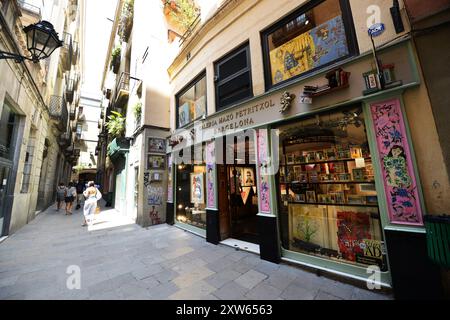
[114, 72, 130, 109]
[60, 32, 73, 72]
[64, 72, 77, 103]
[49, 95, 69, 132]
[69, 105, 76, 120]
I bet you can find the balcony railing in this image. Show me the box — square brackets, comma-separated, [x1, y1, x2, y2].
[179, 13, 201, 47]
[114, 72, 130, 109]
[72, 41, 79, 65]
[49, 95, 69, 132]
[69, 105, 76, 120]
[60, 32, 73, 71]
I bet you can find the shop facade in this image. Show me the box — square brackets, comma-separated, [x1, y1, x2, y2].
[166, 0, 449, 295]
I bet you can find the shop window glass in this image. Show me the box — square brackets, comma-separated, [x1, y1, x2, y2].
[215, 43, 253, 110]
[276, 105, 387, 271]
[0, 103, 17, 160]
[175, 145, 207, 229]
[176, 73, 207, 128]
[263, 0, 356, 88]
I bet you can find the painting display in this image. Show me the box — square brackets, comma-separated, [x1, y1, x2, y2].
[178, 102, 191, 127]
[148, 138, 166, 154]
[190, 173, 205, 204]
[147, 155, 165, 170]
[269, 15, 349, 85]
[167, 154, 173, 203]
[370, 99, 424, 226]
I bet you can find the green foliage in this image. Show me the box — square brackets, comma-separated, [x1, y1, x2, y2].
[297, 216, 318, 243]
[133, 101, 142, 119]
[166, 0, 200, 31]
[110, 46, 122, 70]
[105, 111, 125, 138]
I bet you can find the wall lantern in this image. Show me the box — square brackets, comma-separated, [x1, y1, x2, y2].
[0, 21, 63, 63]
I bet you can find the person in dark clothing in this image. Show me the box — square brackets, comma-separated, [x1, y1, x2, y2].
[75, 180, 85, 210]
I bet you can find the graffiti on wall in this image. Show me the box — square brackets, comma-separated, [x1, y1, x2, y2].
[147, 185, 163, 206]
[370, 98, 424, 226]
[149, 205, 162, 225]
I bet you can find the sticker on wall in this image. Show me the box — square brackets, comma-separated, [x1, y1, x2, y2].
[257, 129, 271, 213]
[370, 98, 424, 226]
[206, 141, 216, 208]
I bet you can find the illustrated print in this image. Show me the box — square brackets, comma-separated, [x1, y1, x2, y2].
[371, 99, 423, 226]
[190, 173, 205, 204]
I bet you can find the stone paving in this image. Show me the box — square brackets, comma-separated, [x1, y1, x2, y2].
[0, 204, 394, 300]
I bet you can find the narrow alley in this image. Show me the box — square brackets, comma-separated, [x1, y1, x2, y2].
[0, 205, 392, 300]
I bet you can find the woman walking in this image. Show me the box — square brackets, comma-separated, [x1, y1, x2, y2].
[56, 183, 67, 212]
[82, 181, 102, 227]
[65, 182, 77, 215]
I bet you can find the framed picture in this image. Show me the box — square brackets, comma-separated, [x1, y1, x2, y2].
[178, 102, 191, 127]
[325, 148, 336, 160]
[352, 168, 365, 181]
[286, 153, 294, 164]
[295, 194, 306, 203]
[190, 173, 205, 204]
[194, 96, 206, 119]
[242, 168, 255, 186]
[350, 147, 363, 159]
[306, 152, 316, 163]
[347, 195, 366, 205]
[335, 192, 345, 204]
[315, 151, 325, 161]
[147, 155, 165, 170]
[306, 190, 316, 203]
[148, 138, 166, 154]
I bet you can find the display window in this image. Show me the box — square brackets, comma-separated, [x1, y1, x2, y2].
[275, 105, 387, 271]
[175, 145, 207, 229]
[176, 72, 207, 128]
[261, 0, 357, 89]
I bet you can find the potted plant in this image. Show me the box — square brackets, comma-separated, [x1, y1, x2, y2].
[163, 0, 200, 33]
[110, 46, 122, 74]
[105, 111, 126, 138]
[133, 101, 142, 124]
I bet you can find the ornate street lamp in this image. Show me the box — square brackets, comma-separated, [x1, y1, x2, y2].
[0, 20, 63, 63]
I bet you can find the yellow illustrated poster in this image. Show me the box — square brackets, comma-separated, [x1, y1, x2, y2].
[269, 15, 349, 85]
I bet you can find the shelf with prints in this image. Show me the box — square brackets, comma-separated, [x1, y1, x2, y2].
[281, 157, 372, 166]
[279, 180, 376, 185]
[286, 201, 380, 209]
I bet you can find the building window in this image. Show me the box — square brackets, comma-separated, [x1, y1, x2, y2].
[175, 144, 207, 230]
[275, 105, 387, 271]
[176, 72, 207, 128]
[21, 128, 37, 194]
[262, 0, 357, 89]
[214, 42, 253, 111]
[0, 103, 18, 160]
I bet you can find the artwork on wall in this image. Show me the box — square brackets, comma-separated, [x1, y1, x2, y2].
[242, 168, 255, 187]
[167, 154, 173, 203]
[257, 130, 271, 213]
[206, 141, 216, 208]
[179, 102, 191, 127]
[195, 96, 206, 119]
[190, 172, 205, 204]
[148, 137, 166, 154]
[147, 155, 165, 170]
[148, 185, 163, 206]
[336, 210, 371, 263]
[269, 15, 349, 85]
[370, 98, 424, 226]
[149, 205, 162, 225]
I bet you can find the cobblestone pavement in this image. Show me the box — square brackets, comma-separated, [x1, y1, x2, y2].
[0, 205, 394, 300]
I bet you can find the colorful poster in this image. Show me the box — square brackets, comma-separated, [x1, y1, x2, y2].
[206, 141, 216, 208]
[148, 185, 163, 206]
[257, 129, 271, 213]
[370, 99, 424, 226]
[148, 137, 166, 153]
[269, 15, 349, 85]
[167, 154, 173, 203]
[336, 211, 371, 262]
[179, 102, 191, 127]
[190, 172, 205, 204]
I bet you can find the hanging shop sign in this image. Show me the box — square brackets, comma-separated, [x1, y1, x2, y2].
[370, 98, 424, 226]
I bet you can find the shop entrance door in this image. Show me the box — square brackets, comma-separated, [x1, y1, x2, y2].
[227, 164, 259, 244]
[0, 164, 11, 237]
